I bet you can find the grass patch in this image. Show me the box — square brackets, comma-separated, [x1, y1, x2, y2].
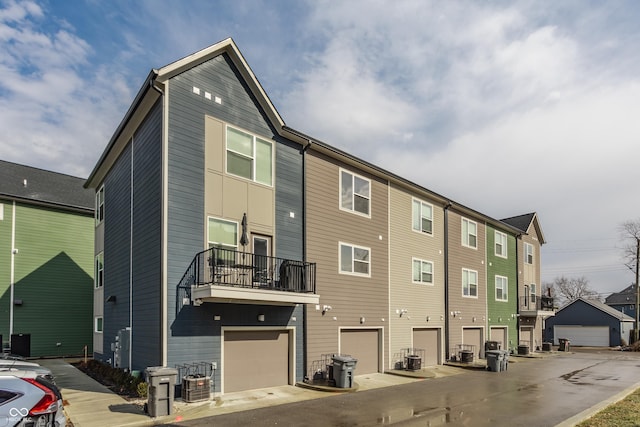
[577, 387, 640, 426]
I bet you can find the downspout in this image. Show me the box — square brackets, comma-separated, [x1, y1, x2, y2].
[514, 233, 522, 351]
[150, 77, 167, 366]
[129, 133, 134, 371]
[9, 201, 16, 338]
[443, 202, 452, 361]
[301, 139, 311, 380]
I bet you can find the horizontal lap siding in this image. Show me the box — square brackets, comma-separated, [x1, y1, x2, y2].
[12, 205, 93, 357]
[388, 185, 445, 367]
[131, 101, 163, 368]
[0, 201, 12, 345]
[446, 209, 486, 356]
[486, 225, 518, 352]
[305, 151, 389, 373]
[104, 145, 133, 360]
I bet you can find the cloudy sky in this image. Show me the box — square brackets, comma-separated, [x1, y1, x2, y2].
[1, 0, 639, 297]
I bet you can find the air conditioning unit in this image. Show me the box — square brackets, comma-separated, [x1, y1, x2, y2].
[182, 375, 210, 403]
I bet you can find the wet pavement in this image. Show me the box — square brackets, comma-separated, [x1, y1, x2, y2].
[160, 349, 640, 426]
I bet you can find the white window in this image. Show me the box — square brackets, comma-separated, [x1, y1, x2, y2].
[94, 316, 103, 333]
[208, 217, 238, 250]
[339, 242, 370, 276]
[462, 268, 478, 298]
[495, 231, 507, 258]
[530, 283, 537, 304]
[495, 275, 508, 301]
[226, 126, 273, 186]
[340, 170, 370, 216]
[524, 243, 534, 264]
[95, 252, 104, 288]
[95, 186, 104, 225]
[412, 258, 434, 284]
[462, 218, 477, 249]
[412, 199, 433, 235]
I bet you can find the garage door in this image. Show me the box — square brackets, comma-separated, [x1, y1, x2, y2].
[554, 326, 609, 347]
[340, 329, 380, 374]
[224, 330, 290, 393]
[413, 328, 440, 366]
[520, 327, 533, 348]
[490, 327, 507, 350]
[462, 328, 483, 358]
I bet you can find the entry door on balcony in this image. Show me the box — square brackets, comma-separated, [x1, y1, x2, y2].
[253, 235, 271, 283]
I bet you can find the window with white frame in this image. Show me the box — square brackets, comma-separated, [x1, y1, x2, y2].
[340, 170, 370, 216]
[495, 275, 508, 301]
[412, 258, 434, 284]
[495, 231, 507, 258]
[95, 186, 104, 225]
[412, 199, 433, 235]
[208, 218, 238, 250]
[339, 242, 370, 276]
[530, 283, 537, 304]
[95, 252, 104, 288]
[94, 316, 103, 333]
[524, 243, 534, 264]
[462, 268, 478, 297]
[462, 218, 477, 248]
[226, 126, 273, 186]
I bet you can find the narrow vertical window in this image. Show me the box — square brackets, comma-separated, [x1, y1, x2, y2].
[412, 199, 433, 235]
[525, 243, 534, 264]
[95, 316, 103, 333]
[462, 269, 478, 297]
[495, 275, 508, 301]
[95, 252, 104, 288]
[495, 231, 507, 258]
[462, 218, 477, 248]
[95, 186, 104, 225]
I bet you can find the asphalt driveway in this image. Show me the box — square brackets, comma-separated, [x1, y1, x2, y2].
[161, 349, 640, 427]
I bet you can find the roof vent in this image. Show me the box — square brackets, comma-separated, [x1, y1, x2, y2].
[23, 179, 27, 187]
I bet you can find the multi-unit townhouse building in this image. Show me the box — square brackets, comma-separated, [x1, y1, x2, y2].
[86, 38, 552, 395]
[0, 160, 94, 357]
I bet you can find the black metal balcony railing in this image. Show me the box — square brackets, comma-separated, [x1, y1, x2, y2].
[519, 296, 554, 312]
[177, 247, 316, 311]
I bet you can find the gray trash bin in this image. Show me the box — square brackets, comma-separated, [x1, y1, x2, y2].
[146, 366, 178, 417]
[486, 350, 503, 372]
[332, 355, 358, 388]
[500, 350, 509, 371]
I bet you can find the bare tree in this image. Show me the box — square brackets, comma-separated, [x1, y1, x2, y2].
[620, 219, 640, 342]
[544, 276, 598, 306]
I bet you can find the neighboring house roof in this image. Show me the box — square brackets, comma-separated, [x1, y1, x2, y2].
[558, 297, 635, 322]
[0, 160, 93, 213]
[502, 212, 546, 244]
[605, 284, 637, 305]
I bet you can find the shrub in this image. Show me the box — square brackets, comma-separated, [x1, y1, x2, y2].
[77, 360, 147, 398]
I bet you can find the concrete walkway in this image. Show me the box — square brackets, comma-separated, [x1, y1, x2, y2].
[38, 359, 463, 427]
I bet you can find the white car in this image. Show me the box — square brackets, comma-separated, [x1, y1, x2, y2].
[0, 369, 65, 427]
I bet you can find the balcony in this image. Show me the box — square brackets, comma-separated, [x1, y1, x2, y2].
[519, 296, 555, 317]
[177, 247, 319, 309]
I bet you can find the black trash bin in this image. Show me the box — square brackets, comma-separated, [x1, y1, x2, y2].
[332, 355, 358, 388]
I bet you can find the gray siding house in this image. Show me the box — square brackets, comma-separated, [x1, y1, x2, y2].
[85, 39, 319, 395]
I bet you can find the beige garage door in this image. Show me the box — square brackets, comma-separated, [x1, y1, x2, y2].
[413, 329, 440, 366]
[224, 330, 290, 393]
[463, 328, 483, 359]
[520, 327, 533, 348]
[340, 329, 380, 375]
[490, 327, 507, 350]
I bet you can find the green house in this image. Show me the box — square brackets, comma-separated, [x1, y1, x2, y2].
[0, 160, 94, 357]
[486, 224, 518, 353]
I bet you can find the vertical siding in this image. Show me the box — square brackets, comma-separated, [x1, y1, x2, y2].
[305, 150, 389, 374]
[446, 209, 487, 357]
[388, 185, 445, 367]
[12, 204, 93, 356]
[131, 101, 163, 368]
[103, 144, 133, 362]
[166, 53, 305, 382]
[486, 225, 518, 352]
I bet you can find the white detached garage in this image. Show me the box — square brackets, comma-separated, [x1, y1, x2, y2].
[545, 298, 634, 347]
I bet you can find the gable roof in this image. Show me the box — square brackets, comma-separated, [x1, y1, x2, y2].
[559, 297, 635, 321]
[0, 160, 93, 213]
[605, 284, 637, 305]
[502, 212, 546, 244]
